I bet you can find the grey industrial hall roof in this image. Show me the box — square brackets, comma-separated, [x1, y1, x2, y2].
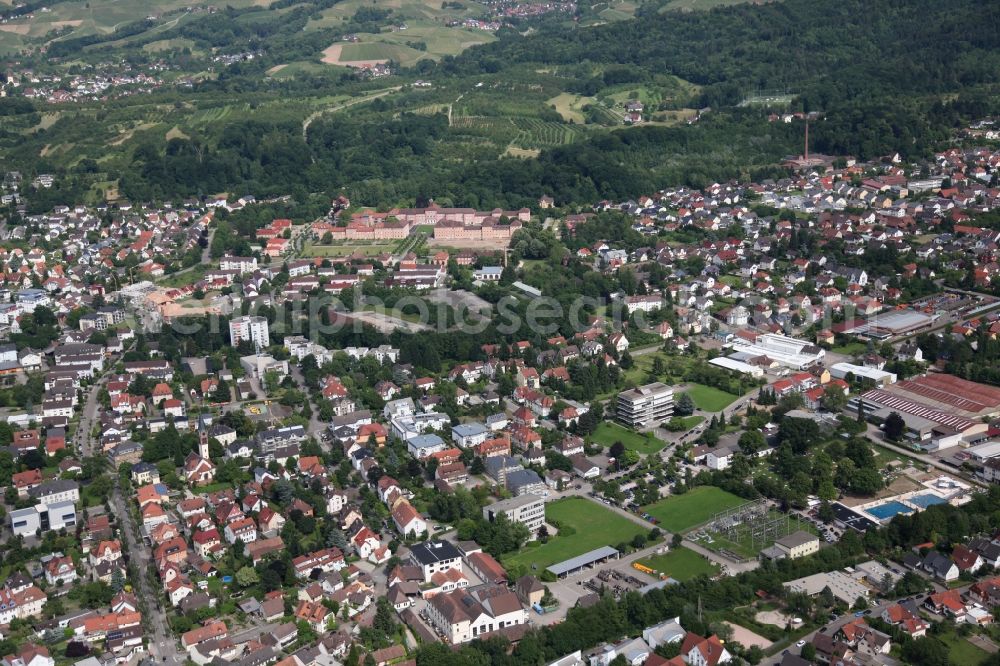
[546, 546, 619, 576]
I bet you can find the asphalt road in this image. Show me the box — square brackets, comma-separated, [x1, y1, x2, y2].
[76, 375, 106, 458]
[76, 340, 133, 457]
[112, 478, 183, 664]
[863, 423, 988, 489]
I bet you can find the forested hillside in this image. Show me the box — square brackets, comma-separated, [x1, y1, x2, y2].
[4, 0, 1000, 209]
[118, 109, 798, 208]
[117, 0, 1000, 206]
[448, 0, 1000, 108]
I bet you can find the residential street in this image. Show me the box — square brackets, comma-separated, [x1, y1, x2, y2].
[76, 339, 134, 458]
[76, 374, 106, 458]
[112, 478, 183, 663]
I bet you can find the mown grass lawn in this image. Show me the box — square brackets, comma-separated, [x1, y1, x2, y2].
[671, 415, 704, 430]
[196, 481, 237, 495]
[591, 421, 666, 455]
[683, 383, 738, 412]
[940, 634, 989, 665]
[636, 546, 719, 581]
[157, 265, 208, 287]
[503, 497, 650, 572]
[831, 342, 867, 356]
[642, 486, 746, 533]
[301, 241, 393, 257]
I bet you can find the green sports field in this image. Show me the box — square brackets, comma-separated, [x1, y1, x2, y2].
[635, 546, 719, 581]
[503, 497, 650, 571]
[642, 486, 746, 533]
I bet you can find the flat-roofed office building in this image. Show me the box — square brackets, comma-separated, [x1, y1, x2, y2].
[483, 495, 545, 534]
[616, 382, 673, 428]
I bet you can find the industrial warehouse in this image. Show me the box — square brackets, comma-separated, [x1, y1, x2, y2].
[849, 373, 1000, 449]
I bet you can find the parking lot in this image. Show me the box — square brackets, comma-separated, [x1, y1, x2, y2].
[800, 507, 845, 544]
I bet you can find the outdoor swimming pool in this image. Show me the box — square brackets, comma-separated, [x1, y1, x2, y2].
[909, 494, 947, 509]
[865, 501, 914, 521]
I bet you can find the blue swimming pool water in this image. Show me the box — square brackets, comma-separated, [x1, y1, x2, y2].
[909, 494, 946, 509]
[865, 501, 914, 520]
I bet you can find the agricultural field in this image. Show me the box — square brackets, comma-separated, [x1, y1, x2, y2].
[546, 92, 628, 127]
[0, 0, 272, 54]
[660, 0, 774, 11]
[576, 0, 643, 25]
[412, 103, 451, 116]
[510, 118, 581, 149]
[547, 93, 593, 123]
[683, 383, 738, 412]
[597, 5, 636, 21]
[586, 103, 625, 125]
[551, 78, 701, 128]
[504, 146, 541, 158]
[271, 61, 346, 78]
[591, 421, 667, 455]
[449, 115, 518, 144]
[503, 497, 650, 572]
[738, 92, 797, 107]
[142, 37, 198, 54]
[599, 76, 700, 109]
[0, 31, 20, 54]
[185, 104, 247, 127]
[307, 0, 491, 29]
[641, 486, 746, 533]
[362, 26, 495, 63]
[337, 41, 417, 64]
[635, 546, 719, 581]
[450, 114, 584, 156]
[303, 0, 496, 66]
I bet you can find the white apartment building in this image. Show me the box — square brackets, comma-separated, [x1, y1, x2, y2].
[229, 316, 270, 350]
[624, 295, 664, 314]
[219, 255, 259, 273]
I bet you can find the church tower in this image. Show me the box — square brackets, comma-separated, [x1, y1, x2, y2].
[199, 429, 210, 460]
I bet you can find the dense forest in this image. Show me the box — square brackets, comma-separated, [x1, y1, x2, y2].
[446, 0, 1000, 109]
[117, 109, 800, 207]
